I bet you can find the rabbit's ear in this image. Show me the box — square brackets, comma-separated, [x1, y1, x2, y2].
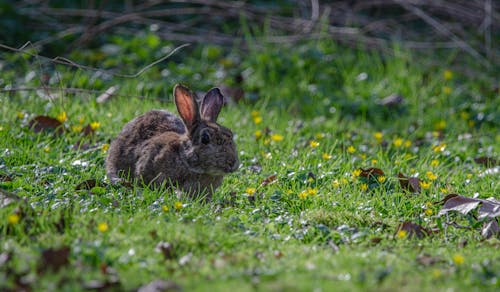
[174, 84, 200, 130]
[201, 88, 224, 123]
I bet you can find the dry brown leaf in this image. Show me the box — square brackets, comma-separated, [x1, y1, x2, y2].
[438, 196, 481, 216]
[378, 93, 404, 106]
[474, 156, 499, 167]
[395, 221, 430, 239]
[478, 198, 500, 219]
[481, 220, 500, 239]
[261, 174, 277, 186]
[39, 246, 70, 272]
[398, 173, 421, 193]
[359, 167, 385, 178]
[29, 116, 63, 134]
[155, 242, 176, 260]
[81, 124, 95, 136]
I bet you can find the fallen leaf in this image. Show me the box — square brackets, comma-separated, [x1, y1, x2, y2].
[398, 173, 421, 193]
[178, 253, 192, 266]
[81, 124, 95, 136]
[156, 242, 176, 260]
[359, 168, 384, 178]
[76, 179, 101, 190]
[29, 116, 63, 134]
[481, 220, 500, 239]
[438, 195, 481, 216]
[0, 173, 13, 182]
[474, 156, 498, 167]
[39, 246, 70, 272]
[395, 221, 430, 239]
[137, 280, 182, 292]
[261, 174, 277, 186]
[478, 197, 500, 219]
[435, 193, 459, 205]
[416, 254, 442, 266]
[378, 93, 404, 106]
[0, 189, 22, 207]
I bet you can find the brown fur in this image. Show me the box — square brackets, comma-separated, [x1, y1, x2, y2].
[105, 85, 238, 199]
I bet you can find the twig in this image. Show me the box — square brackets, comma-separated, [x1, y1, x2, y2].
[0, 42, 190, 78]
[394, 0, 489, 67]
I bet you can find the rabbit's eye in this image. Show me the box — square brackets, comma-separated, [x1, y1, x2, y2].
[201, 132, 210, 144]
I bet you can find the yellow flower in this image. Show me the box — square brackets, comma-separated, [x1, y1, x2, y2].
[8, 214, 20, 225]
[332, 180, 340, 188]
[57, 111, 67, 123]
[174, 201, 183, 210]
[251, 110, 260, 118]
[452, 254, 464, 265]
[443, 86, 452, 95]
[298, 190, 308, 199]
[393, 138, 403, 148]
[97, 222, 108, 232]
[309, 140, 320, 148]
[430, 160, 440, 167]
[271, 134, 284, 142]
[421, 181, 431, 189]
[347, 145, 356, 154]
[426, 171, 438, 181]
[439, 187, 448, 193]
[17, 112, 25, 119]
[374, 132, 383, 141]
[396, 230, 407, 239]
[459, 111, 469, 120]
[307, 177, 314, 183]
[433, 144, 446, 153]
[425, 209, 433, 216]
[162, 205, 169, 212]
[443, 70, 453, 80]
[43, 147, 50, 153]
[101, 143, 109, 152]
[90, 121, 101, 130]
[253, 116, 262, 125]
[360, 183, 368, 191]
[322, 153, 332, 160]
[307, 188, 318, 196]
[246, 187, 256, 195]
[352, 169, 362, 177]
[377, 176, 386, 183]
[72, 125, 83, 133]
[404, 140, 412, 148]
[341, 178, 348, 184]
[434, 120, 446, 131]
[432, 269, 442, 279]
[254, 130, 262, 139]
[78, 116, 86, 124]
[371, 159, 378, 164]
[315, 133, 325, 140]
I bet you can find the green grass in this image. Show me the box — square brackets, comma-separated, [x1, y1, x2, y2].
[1, 38, 499, 291]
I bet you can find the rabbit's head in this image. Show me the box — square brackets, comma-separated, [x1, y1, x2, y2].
[174, 84, 239, 175]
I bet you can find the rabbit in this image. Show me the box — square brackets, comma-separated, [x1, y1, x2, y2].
[105, 84, 239, 199]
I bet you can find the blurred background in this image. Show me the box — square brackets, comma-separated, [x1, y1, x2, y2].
[0, 1, 498, 120]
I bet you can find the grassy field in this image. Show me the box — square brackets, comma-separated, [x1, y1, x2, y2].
[1, 38, 499, 291]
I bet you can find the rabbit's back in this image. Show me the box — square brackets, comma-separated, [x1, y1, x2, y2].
[106, 110, 185, 182]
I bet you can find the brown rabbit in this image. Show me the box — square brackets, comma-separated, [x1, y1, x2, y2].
[105, 84, 239, 199]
